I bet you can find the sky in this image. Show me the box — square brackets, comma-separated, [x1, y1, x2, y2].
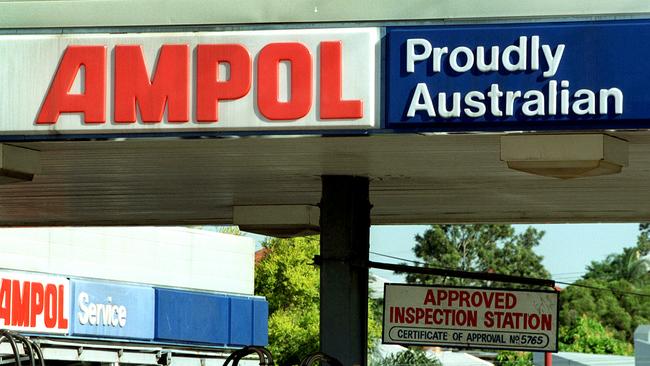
[368, 223, 640, 284]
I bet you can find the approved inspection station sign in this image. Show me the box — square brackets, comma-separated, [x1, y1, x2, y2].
[382, 284, 559, 352]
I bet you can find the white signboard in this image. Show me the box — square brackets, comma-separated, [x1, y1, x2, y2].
[383, 284, 558, 351]
[0, 270, 70, 334]
[0, 28, 379, 136]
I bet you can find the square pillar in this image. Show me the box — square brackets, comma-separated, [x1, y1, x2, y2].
[320, 175, 371, 366]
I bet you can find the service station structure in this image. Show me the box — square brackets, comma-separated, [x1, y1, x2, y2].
[3, 1, 650, 365]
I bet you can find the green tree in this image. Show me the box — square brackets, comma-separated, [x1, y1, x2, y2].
[189, 225, 243, 235]
[585, 247, 650, 284]
[404, 225, 550, 286]
[255, 236, 320, 314]
[255, 236, 320, 365]
[559, 315, 633, 355]
[560, 224, 650, 345]
[586, 224, 650, 284]
[370, 349, 441, 366]
[255, 235, 382, 365]
[559, 278, 634, 341]
[400, 226, 550, 363]
[495, 351, 533, 366]
[559, 277, 650, 344]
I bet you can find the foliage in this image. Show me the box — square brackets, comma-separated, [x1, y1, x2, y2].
[367, 283, 384, 356]
[255, 236, 320, 313]
[216, 225, 243, 235]
[255, 236, 320, 365]
[559, 225, 650, 346]
[267, 305, 320, 366]
[370, 349, 441, 366]
[495, 351, 533, 366]
[585, 246, 650, 284]
[255, 235, 382, 365]
[404, 225, 550, 286]
[585, 224, 649, 284]
[558, 315, 633, 355]
[190, 225, 243, 235]
[559, 277, 650, 343]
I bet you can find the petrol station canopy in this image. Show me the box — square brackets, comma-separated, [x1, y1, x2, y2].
[2, 0, 650, 231]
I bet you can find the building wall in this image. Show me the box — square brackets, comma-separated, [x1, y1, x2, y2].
[0, 227, 254, 295]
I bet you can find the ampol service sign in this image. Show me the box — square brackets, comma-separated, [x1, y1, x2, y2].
[383, 284, 559, 351]
[70, 279, 155, 340]
[0, 271, 70, 334]
[0, 28, 379, 137]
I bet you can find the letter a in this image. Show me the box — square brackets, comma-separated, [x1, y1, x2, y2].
[36, 46, 106, 124]
[0, 279, 10, 326]
[423, 289, 437, 305]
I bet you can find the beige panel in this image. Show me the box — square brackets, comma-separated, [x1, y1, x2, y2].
[1, 0, 650, 28]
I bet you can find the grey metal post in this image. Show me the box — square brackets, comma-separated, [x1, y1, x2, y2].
[320, 175, 371, 366]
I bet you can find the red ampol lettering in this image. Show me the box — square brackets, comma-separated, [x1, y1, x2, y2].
[114, 44, 189, 123]
[11, 280, 30, 327]
[30, 282, 44, 327]
[319, 41, 362, 119]
[257, 42, 312, 120]
[43, 284, 57, 328]
[196, 44, 251, 122]
[36, 45, 106, 124]
[57, 285, 69, 329]
[0, 279, 10, 325]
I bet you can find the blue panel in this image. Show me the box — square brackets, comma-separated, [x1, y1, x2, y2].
[70, 280, 154, 340]
[229, 297, 253, 346]
[155, 289, 229, 345]
[252, 299, 269, 346]
[385, 20, 650, 131]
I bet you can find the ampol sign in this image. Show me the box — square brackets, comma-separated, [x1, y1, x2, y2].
[0, 271, 70, 334]
[382, 284, 558, 351]
[0, 28, 379, 136]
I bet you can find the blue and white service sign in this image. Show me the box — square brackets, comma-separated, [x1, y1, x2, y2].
[70, 279, 155, 340]
[385, 20, 650, 131]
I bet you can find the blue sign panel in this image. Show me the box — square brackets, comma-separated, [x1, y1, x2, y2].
[252, 299, 269, 346]
[155, 288, 230, 345]
[230, 297, 253, 346]
[154, 289, 268, 347]
[229, 297, 269, 346]
[70, 280, 154, 340]
[385, 20, 650, 131]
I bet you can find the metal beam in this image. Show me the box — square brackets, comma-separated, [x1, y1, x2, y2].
[0, 144, 40, 184]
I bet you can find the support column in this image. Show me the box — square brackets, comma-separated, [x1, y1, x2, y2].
[320, 175, 371, 366]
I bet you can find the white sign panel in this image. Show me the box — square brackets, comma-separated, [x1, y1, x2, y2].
[0, 28, 379, 136]
[0, 270, 70, 334]
[383, 284, 558, 351]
